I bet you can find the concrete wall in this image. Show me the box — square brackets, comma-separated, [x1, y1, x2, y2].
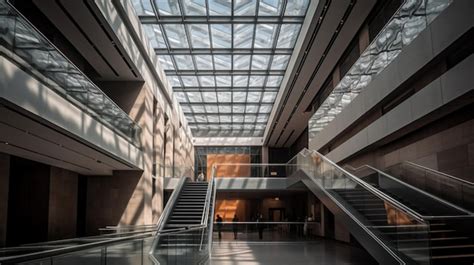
[0, 153, 9, 247]
[308, 1, 474, 180]
[48, 167, 78, 240]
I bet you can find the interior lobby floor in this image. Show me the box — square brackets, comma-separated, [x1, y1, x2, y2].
[211, 239, 377, 265]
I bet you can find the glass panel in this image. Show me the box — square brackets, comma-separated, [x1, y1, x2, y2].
[261, 91, 277, 102]
[181, 75, 199, 86]
[216, 76, 231, 86]
[234, 55, 251, 70]
[199, 75, 215, 86]
[258, 0, 283, 16]
[233, 75, 248, 86]
[143, 25, 166, 48]
[205, 105, 218, 113]
[257, 114, 269, 122]
[219, 105, 232, 113]
[192, 105, 205, 112]
[233, 115, 244, 123]
[155, 0, 181, 15]
[169, 76, 182, 86]
[188, 24, 210, 48]
[247, 91, 261, 103]
[266, 75, 283, 87]
[195, 114, 207, 122]
[252, 55, 271, 70]
[233, 104, 245, 113]
[259, 105, 272, 113]
[217, 91, 232, 102]
[158, 55, 174, 70]
[174, 55, 194, 70]
[186, 91, 203, 102]
[211, 24, 232, 48]
[220, 115, 232, 122]
[234, 0, 256, 15]
[202, 91, 217, 102]
[132, 0, 154, 15]
[163, 24, 188, 48]
[194, 55, 213, 70]
[245, 114, 257, 123]
[271, 55, 290, 70]
[209, 0, 232, 15]
[285, 0, 310, 16]
[233, 91, 247, 103]
[254, 24, 278, 48]
[207, 115, 219, 122]
[249, 75, 265, 87]
[234, 24, 254, 48]
[214, 55, 231, 70]
[182, 0, 206, 15]
[175, 92, 187, 102]
[246, 104, 259, 113]
[277, 24, 301, 48]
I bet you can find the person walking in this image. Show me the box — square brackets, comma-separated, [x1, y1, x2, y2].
[216, 214, 223, 240]
[232, 214, 239, 240]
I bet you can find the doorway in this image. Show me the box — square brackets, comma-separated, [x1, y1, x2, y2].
[268, 208, 285, 221]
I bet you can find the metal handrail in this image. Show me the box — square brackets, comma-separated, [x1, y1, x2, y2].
[149, 176, 187, 256]
[402, 161, 474, 186]
[0, 224, 210, 264]
[0, 232, 153, 264]
[298, 148, 426, 224]
[345, 164, 473, 216]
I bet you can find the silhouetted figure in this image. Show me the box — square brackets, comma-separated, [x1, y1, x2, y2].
[216, 214, 223, 240]
[232, 214, 239, 239]
[256, 214, 264, 240]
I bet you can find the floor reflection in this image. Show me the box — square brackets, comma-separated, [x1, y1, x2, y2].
[211, 239, 377, 265]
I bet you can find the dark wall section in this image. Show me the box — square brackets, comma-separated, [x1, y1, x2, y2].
[7, 156, 50, 246]
[4, 156, 79, 246]
[342, 103, 474, 182]
[290, 127, 309, 158]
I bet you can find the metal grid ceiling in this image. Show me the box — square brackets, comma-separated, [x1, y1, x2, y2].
[132, 0, 310, 137]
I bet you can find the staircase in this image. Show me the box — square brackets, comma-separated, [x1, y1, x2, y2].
[332, 188, 474, 265]
[376, 188, 474, 265]
[164, 182, 209, 230]
[154, 181, 210, 265]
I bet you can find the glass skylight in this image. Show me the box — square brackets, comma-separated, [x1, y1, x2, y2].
[133, 0, 310, 137]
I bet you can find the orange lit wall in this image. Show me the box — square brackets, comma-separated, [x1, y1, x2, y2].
[215, 200, 247, 222]
[207, 154, 251, 178]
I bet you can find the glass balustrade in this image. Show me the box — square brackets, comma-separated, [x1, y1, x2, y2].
[0, 0, 141, 145]
[287, 149, 431, 265]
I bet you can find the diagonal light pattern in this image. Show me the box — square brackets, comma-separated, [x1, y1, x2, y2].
[132, 0, 310, 137]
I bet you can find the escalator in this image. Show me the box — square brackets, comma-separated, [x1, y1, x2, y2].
[288, 148, 474, 265]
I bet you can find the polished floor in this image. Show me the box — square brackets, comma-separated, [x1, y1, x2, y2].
[211, 239, 377, 265]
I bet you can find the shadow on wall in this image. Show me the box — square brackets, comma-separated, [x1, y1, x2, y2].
[85, 171, 146, 235]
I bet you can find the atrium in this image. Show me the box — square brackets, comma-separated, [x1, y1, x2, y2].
[0, 0, 473, 264]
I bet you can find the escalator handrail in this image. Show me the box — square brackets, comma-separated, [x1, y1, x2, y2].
[149, 176, 187, 255]
[401, 161, 474, 186]
[296, 148, 426, 224]
[345, 164, 473, 216]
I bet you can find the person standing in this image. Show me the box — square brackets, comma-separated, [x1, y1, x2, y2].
[232, 214, 239, 240]
[197, 171, 205, 182]
[256, 214, 264, 240]
[216, 214, 223, 240]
